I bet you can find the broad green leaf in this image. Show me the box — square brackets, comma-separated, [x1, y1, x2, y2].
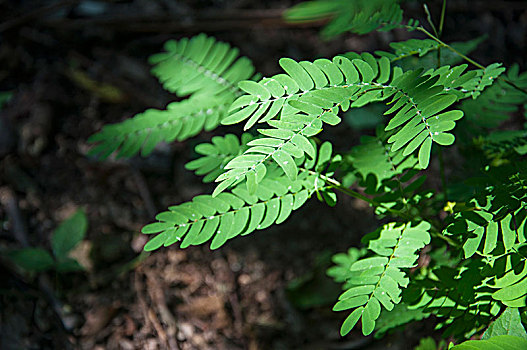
[450, 335, 527, 350]
[482, 308, 527, 340]
[55, 258, 84, 273]
[8, 248, 55, 272]
[463, 226, 485, 258]
[51, 209, 88, 259]
[433, 132, 455, 146]
[420, 94, 457, 118]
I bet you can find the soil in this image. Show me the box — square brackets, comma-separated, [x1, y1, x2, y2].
[1, 1, 526, 349]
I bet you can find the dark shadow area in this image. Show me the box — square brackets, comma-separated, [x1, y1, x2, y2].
[1, 0, 526, 349]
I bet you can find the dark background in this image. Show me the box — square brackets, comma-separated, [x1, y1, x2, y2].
[1, 1, 526, 349]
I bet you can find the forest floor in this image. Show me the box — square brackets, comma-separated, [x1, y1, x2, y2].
[1, 1, 526, 349]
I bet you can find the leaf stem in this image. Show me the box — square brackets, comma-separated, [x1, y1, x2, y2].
[437, 0, 447, 66]
[439, 0, 447, 36]
[413, 26, 484, 69]
[321, 172, 459, 247]
[438, 146, 448, 203]
[423, 4, 439, 38]
[313, 172, 414, 221]
[409, 25, 527, 96]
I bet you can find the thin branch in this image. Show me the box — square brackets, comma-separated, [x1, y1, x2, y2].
[410, 26, 527, 96]
[439, 0, 447, 36]
[306, 171, 414, 221]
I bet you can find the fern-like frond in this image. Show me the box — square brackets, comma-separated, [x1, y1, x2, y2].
[461, 65, 527, 128]
[490, 250, 527, 308]
[376, 36, 486, 70]
[347, 130, 420, 191]
[333, 221, 431, 336]
[149, 33, 255, 97]
[142, 140, 340, 251]
[284, 0, 403, 38]
[456, 63, 506, 99]
[327, 247, 366, 286]
[445, 163, 527, 307]
[446, 167, 527, 259]
[375, 39, 441, 62]
[480, 129, 527, 158]
[141, 171, 321, 252]
[343, 129, 432, 217]
[88, 94, 230, 158]
[185, 133, 254, 183]
[217, 54, 465, 195]
[406, 259, 498, 337]
[89, 34, 257, 159]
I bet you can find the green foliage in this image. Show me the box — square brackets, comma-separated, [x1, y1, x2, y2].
[284, 0, 404, 38]
[88, 1, 527, 346]
[375, 39, 441, 62]
[326, 247, 366, 286]
[482, 308, 527, 340]
[377, 36, 487, 71]
[217, 53, 475, 195]
[375, 304, 428, 338]
[185, 133, 254, 183]
[142, 139, 337, 250]
[7, 247, 56, 272]
[142, 172, 316, 251]
[88, 34, 255, 158]
[51, 209, 88, 259]
[0, 91, 13, 108]
[461, 65, 527, 128]
[332, 221, 431, 335]
[7, 209, 88, 273]
[449, 335, 527, 350]
[414, 337, 445, 350]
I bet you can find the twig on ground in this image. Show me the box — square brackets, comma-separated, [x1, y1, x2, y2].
[0, 186, 75, 342]
[131, 167, 157, 218]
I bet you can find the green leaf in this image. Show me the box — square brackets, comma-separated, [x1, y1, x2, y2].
[8, 248, 55, 272]
[55, 258, 85, 273]
[333, 222, 431, 336]
[272, 150, 297, 180]
[279, 58, 314, 91]
[418, 137, 432, 168]
[482, 308, 527, 340]
[144, 230, 168, 251]
[352, 59, 374, 83]
[340, 307, 364, 336]
[238, 80, 271, 101]
[284, 0, 403, 38]
[51, 209, 88, 259]
[433, 132, 455, 146]
[420, 94, 457, 118]
[450, 335, 527, 350]
[362, 298, 381, 335]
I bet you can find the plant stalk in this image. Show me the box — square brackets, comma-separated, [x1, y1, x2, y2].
[410, 25, 527, 96]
